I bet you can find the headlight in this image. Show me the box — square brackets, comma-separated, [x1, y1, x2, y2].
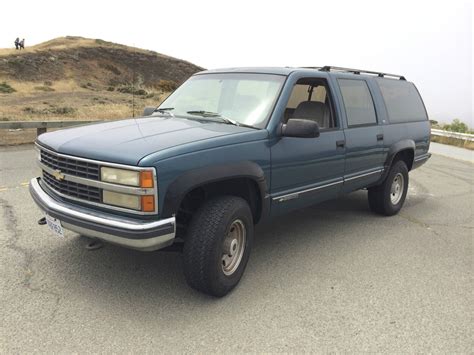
[100, 167, 156, 212]
[103, 190, 141, 210]
[101, 167, 139, 186]
[102, 191, 156, 212]
[101, 167, 154, 187]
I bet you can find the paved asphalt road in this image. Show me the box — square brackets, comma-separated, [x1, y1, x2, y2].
[0, 144, 472, 353]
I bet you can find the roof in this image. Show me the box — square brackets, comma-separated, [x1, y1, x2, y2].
[197, 67, 295, 76]
[196, 66, 407, 80]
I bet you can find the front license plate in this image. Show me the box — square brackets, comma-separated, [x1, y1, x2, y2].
[45, 214, 64, 238]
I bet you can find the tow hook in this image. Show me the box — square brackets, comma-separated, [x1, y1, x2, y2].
[85, 238, 104, 251]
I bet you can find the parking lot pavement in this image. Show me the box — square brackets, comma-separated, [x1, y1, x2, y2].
[0, 144, 472, 353]
[429, 142, 473, 163]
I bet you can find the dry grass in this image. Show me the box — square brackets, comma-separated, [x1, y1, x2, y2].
[0, 36, 201, 124]
[0, 79, 79, 95]
[0, 81, 168, 144]
[0, 79, 168, 121]
[0, 36, 166, 58]
[0, 36, 202, 144]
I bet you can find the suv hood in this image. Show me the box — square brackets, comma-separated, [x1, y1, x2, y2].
[37, 116, 257, 165]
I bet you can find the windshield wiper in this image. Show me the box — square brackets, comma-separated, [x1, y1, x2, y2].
[186, 111, 258, 129]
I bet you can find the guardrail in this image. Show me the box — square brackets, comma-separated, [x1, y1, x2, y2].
[430, 129, 474, 142]
[0, 120, 103, 136]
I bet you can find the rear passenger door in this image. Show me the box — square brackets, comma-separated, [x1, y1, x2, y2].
[334, 77, 385, 192]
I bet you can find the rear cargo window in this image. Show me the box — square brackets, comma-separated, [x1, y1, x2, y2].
[338, 79, 377, 126]
[376, 79, 428, 123]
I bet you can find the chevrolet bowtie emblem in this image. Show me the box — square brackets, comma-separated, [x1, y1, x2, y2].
[52, 169, 65, 181]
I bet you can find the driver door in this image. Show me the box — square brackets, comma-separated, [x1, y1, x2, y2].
[270, 77, 346, 215]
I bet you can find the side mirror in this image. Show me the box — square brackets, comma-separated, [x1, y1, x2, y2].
[143, 107, 156, 116]
[282, 119, 320, 138]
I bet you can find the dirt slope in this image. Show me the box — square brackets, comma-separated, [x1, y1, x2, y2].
[0, 36, 202, 88]
[0, 36, 203, 125]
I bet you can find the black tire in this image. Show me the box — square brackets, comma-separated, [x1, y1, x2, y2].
[368, 160, 409, 216]
[183, 196, 254, 297]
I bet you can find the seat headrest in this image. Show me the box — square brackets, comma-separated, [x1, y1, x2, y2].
[293, 101, 326, 119]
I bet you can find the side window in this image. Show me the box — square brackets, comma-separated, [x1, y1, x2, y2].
[284, 79, 336, 130]
[375, 78, 428, 123]
[338, 79, 377, 126]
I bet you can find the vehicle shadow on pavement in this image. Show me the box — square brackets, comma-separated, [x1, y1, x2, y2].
[46, 190, 382, 308]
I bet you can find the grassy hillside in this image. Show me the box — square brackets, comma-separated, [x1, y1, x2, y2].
[0, 36, 203, 121]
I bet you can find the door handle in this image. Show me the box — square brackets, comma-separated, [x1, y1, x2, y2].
[336, 140, 345, 148]
[376, 134, 384, 141]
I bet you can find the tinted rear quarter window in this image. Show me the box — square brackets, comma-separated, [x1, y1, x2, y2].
[338, 79, 377, 126]
[376, 78, 428, 123]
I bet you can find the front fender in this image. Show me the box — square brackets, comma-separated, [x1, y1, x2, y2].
[161, 161, 268, 218]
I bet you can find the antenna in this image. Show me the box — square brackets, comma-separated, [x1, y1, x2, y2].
[132, 44, 135, 118]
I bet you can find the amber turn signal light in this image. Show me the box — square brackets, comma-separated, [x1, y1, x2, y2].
[140, 171, 154, 188]
[141, 195, 155, 212]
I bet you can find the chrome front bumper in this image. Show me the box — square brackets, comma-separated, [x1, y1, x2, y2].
[29, 177, 176, 251]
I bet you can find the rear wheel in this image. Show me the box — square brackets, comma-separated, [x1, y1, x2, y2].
[368, 160, 409, 216]
[183, 196, 253, 297]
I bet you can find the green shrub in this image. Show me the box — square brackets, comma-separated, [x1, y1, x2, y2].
[100, 63, 121, 75]
[117, 86, 147, 96]
[117, 86, 133, 94]
[443, 119, 469, 133]
[0, 82, 16, 94]
[95, 39, 108, 46]
[107, 86, 115, 92]
[80, 82, 94, 90]
[23, 107, 40, 114]
[157, 80, 178, 92]
[34, 86, 55, 92]
[49, 106, 76, 115]
[23, 106, 76, 115]
[134, 89, 147, 96]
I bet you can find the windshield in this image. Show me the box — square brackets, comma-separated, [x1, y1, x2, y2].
[157, 73, 286, 128]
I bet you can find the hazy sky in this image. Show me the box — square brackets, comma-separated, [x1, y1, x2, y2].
[2, 0, 472, 126]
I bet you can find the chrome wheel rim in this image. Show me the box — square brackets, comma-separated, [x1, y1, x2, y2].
[390, 173, 404, 205]
[221, 219, 246, 276]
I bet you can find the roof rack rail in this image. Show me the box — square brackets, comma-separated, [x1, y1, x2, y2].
[305, 66, 406, 80]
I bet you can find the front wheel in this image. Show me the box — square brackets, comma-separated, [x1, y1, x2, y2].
[183, 196, 253, 297]
[368, 160, 409, 216]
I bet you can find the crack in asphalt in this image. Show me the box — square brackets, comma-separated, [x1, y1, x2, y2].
[398, 212, 439, 235]
[397, 213, 456, 248]
[0, 197, 61, 323]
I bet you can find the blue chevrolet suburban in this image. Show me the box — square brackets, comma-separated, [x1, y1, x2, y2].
[30, 66, 431, 296]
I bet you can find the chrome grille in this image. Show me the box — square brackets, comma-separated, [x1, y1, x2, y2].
[36, 144, 158, 215]
[42, 170, 101, 203]
[40, 148, 100, 180]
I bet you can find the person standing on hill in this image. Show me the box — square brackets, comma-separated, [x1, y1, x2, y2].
[14, 38, 20, 50]
[19, 39, 25, 50]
